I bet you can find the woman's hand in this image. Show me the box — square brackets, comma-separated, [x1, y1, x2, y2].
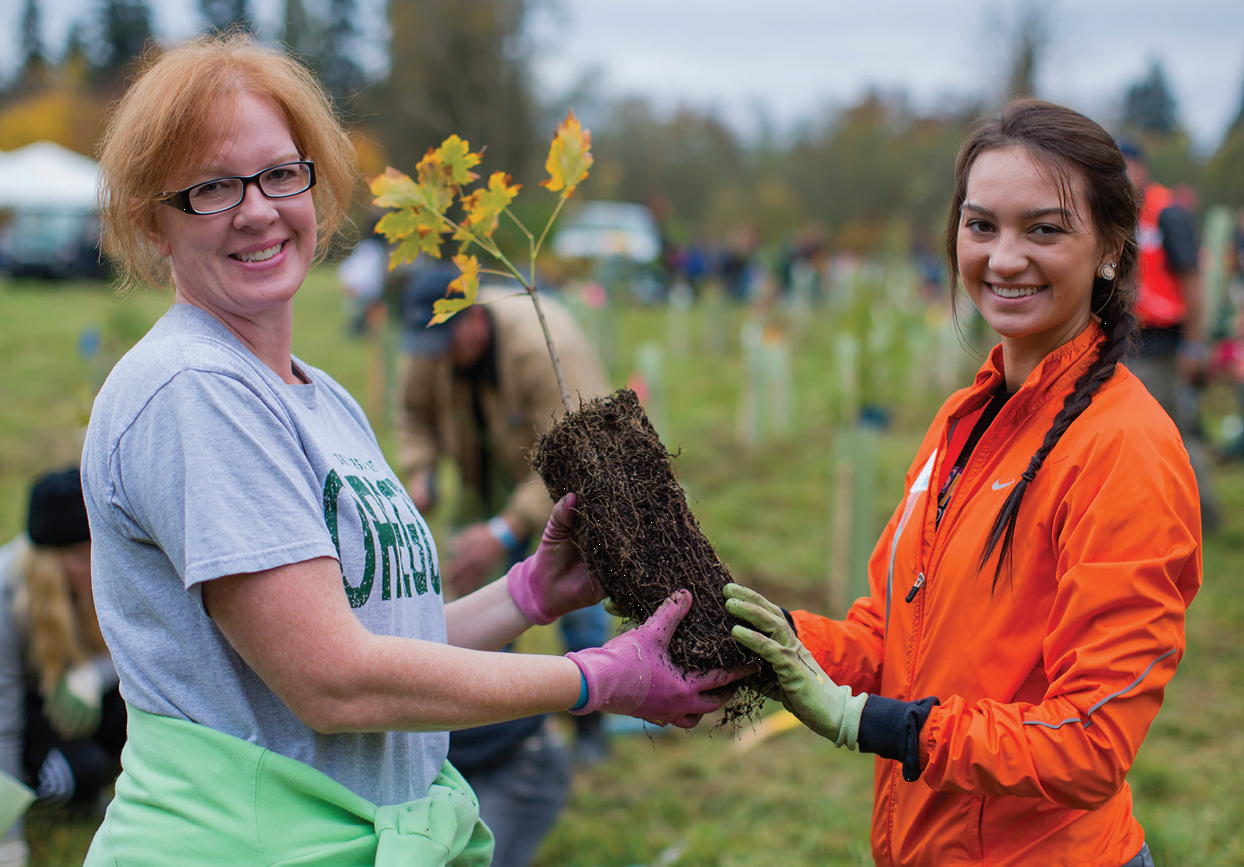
[566, 589, 750, 729]
[45, 662, 105, 740]
[724, 583, 867, 748]
[506, 494, 603, 625]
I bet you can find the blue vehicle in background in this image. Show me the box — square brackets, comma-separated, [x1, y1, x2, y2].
[552, 200, 667, 304]
[0, 142, 106, 281]
[0, 208, 105, 280]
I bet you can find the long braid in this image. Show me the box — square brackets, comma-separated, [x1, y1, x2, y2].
[979, 307, 1136, 586]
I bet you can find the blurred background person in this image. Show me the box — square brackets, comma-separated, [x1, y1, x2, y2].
[1120, 139, 1221, 533]
[396, 265, 614, 866]
[1212, 206, 1244, 462]
[0, 468, 124, 867]
[335, 212, 388, 338]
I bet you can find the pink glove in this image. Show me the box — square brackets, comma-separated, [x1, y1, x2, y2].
[506, 493, 604, 625]
[566, 589, 748, 729]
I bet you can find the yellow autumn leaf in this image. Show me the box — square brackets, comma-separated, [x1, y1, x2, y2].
[378, 207, 447, 257]
[389, 233, 435, 268]
[374, 208, 420, 243]
[452, 254, 481, 287]
[451, 217, 479, 251]
[428, 255, 482, 325]
[414, 149, 442, 185]
[430, 295, 473, 325]
[541, 110, 593, 198]
[368, 168, 420, 209]
[433, 135, 482, 187]
[371, 163, 453, 220]
[463, 172, 522, 237]
[403, 150, 456, 216]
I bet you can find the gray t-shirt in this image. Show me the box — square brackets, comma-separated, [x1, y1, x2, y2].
[81, 303, 448, 805]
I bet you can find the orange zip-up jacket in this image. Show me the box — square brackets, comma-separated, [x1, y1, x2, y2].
[793, 323, 1201, 867]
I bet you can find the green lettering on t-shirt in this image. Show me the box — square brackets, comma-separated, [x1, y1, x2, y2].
[345, 475, 400, 601]
[324, 464, 438, 606]
[406, 514, 441, 595]
[376, 478, 420, 598]
[404, 522, 428, 595]
[323, 469, 375, 608]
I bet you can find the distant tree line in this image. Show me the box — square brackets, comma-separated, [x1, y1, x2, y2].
[2, 0, 1243, 258]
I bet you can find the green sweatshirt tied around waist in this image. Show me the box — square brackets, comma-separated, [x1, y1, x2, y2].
[84, 704, 494, 867]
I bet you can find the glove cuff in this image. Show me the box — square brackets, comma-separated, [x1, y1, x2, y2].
[856, 693, 939, 779]
[565, 646, 650, 716]
[837, 689, 869, 751]
[505, 558, 556, 626]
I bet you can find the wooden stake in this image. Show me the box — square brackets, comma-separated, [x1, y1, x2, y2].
[828, 444, 853, 615]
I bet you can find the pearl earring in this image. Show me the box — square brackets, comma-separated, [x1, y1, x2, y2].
[1099, 263, 1116, 281]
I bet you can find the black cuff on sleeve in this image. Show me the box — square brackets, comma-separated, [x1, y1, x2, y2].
[780, 607, 797, 631]
[858, 695, 940, 782]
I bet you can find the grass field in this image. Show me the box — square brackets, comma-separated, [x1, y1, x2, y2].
[4, 269, 1242, 866]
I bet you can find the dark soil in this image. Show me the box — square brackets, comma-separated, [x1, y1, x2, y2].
[531, 388, 776, 723]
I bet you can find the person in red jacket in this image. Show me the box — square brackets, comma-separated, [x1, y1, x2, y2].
[725, 99, 1200, 867]
[1118, 139, 1220, 532]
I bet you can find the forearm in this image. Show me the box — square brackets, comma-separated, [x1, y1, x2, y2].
[304, 635, 583, 734]
[444, 576, 532, 650]
[204, 558, 583, 735]
[786, 602, 939, 777]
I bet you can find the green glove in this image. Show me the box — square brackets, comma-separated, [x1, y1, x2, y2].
[724, 583, 867, 749]
[601, 597, 625, 619]
[45, 663, 103, 740]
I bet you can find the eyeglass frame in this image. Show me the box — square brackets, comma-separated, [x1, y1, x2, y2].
[158, 160, 317, 215]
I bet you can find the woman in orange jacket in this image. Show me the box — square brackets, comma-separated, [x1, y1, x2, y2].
[725, 99, 1200, 867]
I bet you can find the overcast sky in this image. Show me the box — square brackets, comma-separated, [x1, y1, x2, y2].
[527, 0, 1244, 153]
[3, 0, 1242, 153]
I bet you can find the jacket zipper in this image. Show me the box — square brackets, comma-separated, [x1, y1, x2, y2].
[886, 381, 1027, 864]
[904, 572, 925, 603]
[887, 390, 1007, 860]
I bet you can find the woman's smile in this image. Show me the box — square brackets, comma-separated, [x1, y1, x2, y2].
[233, 241, 286, 263]
[988, 283, 1047, 299]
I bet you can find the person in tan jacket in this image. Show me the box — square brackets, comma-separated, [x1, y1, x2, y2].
[397, 266, 611, 599]
[397, 264, 615, 865]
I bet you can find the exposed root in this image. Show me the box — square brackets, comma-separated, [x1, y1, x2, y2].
[532, 388, 776, 726]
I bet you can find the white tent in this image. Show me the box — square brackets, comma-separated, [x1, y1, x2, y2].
[0, 141, 99, 212]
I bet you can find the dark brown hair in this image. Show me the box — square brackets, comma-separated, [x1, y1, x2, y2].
[944, 98, 1140, 584]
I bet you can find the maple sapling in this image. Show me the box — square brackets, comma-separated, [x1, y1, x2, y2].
[368, 110, 593, 413]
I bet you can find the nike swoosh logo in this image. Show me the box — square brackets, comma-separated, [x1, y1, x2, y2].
[992, 479, 1016, 491]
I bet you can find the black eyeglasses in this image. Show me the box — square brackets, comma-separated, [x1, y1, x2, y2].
[159, 160, 316, 215]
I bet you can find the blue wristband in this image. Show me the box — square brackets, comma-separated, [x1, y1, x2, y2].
[487, 516, 519, 550]
[571, 671, 589, 710]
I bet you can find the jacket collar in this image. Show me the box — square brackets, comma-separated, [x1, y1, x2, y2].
[962, 319, 1105, 416]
